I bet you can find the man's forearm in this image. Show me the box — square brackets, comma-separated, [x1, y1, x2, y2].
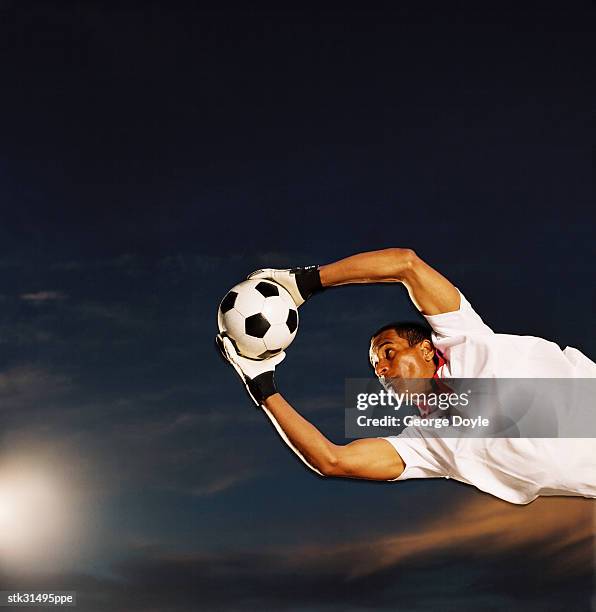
[261, 393, 339, 476]
[261, 393, 406, 481]
[318, 248, 417, 287]
[317, 247, 460, 315]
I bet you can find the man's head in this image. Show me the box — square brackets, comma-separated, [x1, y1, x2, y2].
[369, 322, 437, 383]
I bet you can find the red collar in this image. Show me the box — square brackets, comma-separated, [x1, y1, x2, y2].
[417, 350, 451, 417]
[433, 349, 447, 379]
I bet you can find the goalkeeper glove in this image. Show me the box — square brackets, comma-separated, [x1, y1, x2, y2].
[215, 334, 285, 406]
[247, 266, 323, 308]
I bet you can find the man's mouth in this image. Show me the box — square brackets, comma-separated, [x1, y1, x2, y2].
[379, 376, 398, 392]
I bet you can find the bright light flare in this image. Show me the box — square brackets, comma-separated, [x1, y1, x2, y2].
[0, 442, 100, 573]
[0, 465, 66, 554]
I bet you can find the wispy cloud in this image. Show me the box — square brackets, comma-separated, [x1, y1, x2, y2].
[20, 291, 67, 302]
[2, 493, 591, 611]
[51, 254, 140, 272]
[0, 366, 72, 404]
[96, 417, 263, 498]
[188, 469, 259, 497]
[291, 493, 595, 579]
[76, 301, 138, 325]
[0, 358, 263, 500]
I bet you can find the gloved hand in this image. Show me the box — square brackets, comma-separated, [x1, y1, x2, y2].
[247, 266, 323, 308]
[215, 334, 285, 406]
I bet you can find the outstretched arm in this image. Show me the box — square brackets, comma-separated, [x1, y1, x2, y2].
[262, 393, 405, 480]
[216, 335, 404, 480]
[319, 248, 460, 316]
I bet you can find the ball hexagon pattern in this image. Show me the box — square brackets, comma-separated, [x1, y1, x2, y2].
[217, 279, 299, 359]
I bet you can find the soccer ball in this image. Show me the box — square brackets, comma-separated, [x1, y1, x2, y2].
[217, 279, 299, 360]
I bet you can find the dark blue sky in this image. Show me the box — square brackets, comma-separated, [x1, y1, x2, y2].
[0, 2, 594, 611]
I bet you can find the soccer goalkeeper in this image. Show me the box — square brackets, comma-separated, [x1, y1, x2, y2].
[216, 248, 596, 504]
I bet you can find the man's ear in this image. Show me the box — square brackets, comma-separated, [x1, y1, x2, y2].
[419, 339, 435, 362]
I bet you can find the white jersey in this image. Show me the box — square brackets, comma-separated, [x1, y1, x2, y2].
[383, 290, 596, 504]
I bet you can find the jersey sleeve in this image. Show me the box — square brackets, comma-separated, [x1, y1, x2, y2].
[423, 290, 494, 338]
[382, 430, 450, 481]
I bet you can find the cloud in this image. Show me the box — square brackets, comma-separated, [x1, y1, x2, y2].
[20, 290, 67, 302]
[188, 469, 258, 497]
[94, 407, 264, 497]
[0, 366, 72, 406]
[75, 301, 143, 328]
[1, 493, 592, 611]
[0, 356, 264, 500]
[290, 493, 595, 579]
[98, 494, 596, 611]
[51, 254, 141, 273]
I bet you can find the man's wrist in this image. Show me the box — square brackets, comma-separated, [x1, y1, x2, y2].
[292, 265, 323, 301]
[247, 371, 278, 405]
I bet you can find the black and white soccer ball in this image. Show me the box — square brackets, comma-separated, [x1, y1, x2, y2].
[217, 279, 299, 360]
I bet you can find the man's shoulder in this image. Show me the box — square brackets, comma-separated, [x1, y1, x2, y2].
[424, 290, 494, 339]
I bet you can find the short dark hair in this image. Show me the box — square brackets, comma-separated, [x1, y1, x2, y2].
[370, 321, 432, 347]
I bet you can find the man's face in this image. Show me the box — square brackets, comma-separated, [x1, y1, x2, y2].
[369, 330, 436, 386]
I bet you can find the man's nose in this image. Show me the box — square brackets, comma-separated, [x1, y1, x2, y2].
[376, 362, 389, 377]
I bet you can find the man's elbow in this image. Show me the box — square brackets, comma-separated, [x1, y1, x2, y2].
[310, 448, 346, 478]
[317, 456, 342, 477]
[386, 248, 420, 279]
[315, 452, 358, 478]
